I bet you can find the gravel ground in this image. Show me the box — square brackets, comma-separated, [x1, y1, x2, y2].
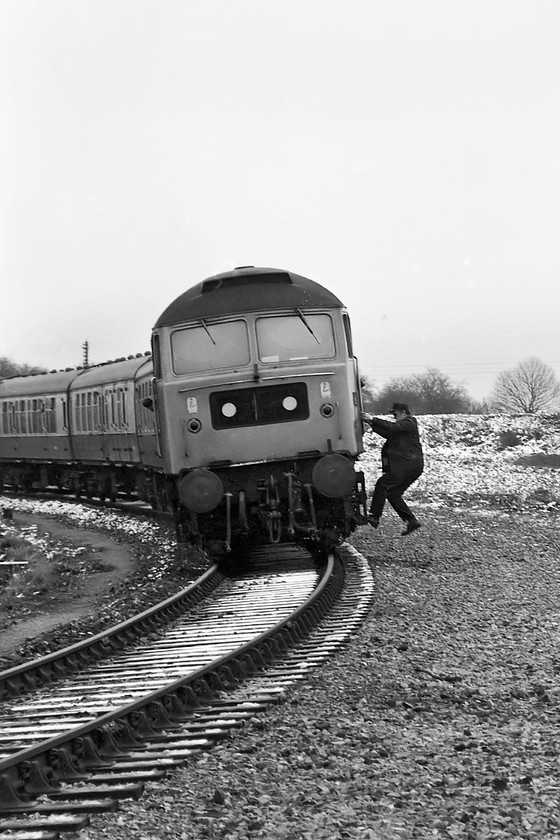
[76, 415, 560, 840]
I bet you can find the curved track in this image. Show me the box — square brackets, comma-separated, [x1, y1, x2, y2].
[0, 541, 374, 838]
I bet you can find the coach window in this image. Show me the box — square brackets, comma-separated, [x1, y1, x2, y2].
[256, 314, 335, 363]
[18, 400, 27, 434]
[117, 388, 127, 428]
[108, 391, 116, 427]
[38, 400, 45, 433]
[86, 392, 92, 431]
[80, 393, 87, 431]
[100, 393, 109, 429]
[45, 398, 56, 432]
[31, 399, 41, 433]
[93, 392, 101, 430]
[138, 382, 155, 432]
[75, 393, 84, 432]
[1, 402, 8, 435]
[171, 320, 250, 374]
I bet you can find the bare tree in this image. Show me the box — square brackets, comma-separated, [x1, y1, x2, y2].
[0, 356, 47, 379]
[490, 357, 560, 413]
[360, 377, 378, 412]
[372, 367, 474, 414]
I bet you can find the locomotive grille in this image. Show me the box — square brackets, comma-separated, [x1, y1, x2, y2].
[210, 382, 309, 429]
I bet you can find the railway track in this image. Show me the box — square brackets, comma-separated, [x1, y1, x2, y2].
[0, 540, 373, 839]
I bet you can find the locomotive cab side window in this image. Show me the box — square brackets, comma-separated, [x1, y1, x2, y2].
[256, 313, 335, 363]
[342, 313, 354, 357]
[171, 320, 250, 374]
[152, 334, 162, 379]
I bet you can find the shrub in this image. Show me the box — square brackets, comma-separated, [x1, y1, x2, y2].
[498, 430, 523, 449]
[527, 487, 559, 506]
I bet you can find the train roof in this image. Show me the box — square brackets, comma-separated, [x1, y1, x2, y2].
[0, 355, 152, 398]
[0, 368, 77, 398]
[68, 355, 152, 390]
[154, 266, 345, 328]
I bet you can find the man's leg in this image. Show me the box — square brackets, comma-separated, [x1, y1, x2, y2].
[386, 470, 423, 533]
[370, 473, 399, 521]
[386, 478, 416, 521]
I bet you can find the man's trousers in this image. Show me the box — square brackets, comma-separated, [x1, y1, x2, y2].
[369, 467, 423, 522]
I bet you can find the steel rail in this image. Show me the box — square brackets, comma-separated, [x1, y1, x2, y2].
[0, 550, 343, 818]
[0, 564, 224, 701]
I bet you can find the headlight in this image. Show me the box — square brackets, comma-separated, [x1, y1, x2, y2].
[221, 402, 237, 418]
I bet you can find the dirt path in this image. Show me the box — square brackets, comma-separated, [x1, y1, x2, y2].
[0, 512, 136, 659]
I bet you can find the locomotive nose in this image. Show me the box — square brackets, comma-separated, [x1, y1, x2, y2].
[312, 454, 356, 498]
[178, 468, 224, 513]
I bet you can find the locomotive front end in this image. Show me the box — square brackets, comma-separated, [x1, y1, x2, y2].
[152, 267, 367, 556]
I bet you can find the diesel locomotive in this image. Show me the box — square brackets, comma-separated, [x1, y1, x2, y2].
[0, 266, 368, 557]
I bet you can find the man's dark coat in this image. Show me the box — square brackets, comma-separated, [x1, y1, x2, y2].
[369, 415, 424, 477]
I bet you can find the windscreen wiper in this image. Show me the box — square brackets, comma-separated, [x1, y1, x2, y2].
[296, 308, 320, 344]
[200, 319, 216, 345]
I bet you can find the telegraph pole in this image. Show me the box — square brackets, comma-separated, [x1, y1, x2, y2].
[82, 340, 90, 368]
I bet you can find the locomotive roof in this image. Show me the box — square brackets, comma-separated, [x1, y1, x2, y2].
[0, 355, 152, 398]
[154, 266, 344, 328]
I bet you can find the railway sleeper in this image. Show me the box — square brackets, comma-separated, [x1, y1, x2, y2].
[45, 781, 144, 801]
[0, 797, 118, 816]
[0, 815, 88, 834]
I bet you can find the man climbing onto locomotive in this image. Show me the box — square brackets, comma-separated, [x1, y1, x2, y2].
[360, 402, 424, 536]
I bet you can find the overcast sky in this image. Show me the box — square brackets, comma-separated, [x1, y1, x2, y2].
[1, 0, 559, 400]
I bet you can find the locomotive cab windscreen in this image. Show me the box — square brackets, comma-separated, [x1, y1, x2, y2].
[256, 313, 335, 363]
[171, 320, 250, 374]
